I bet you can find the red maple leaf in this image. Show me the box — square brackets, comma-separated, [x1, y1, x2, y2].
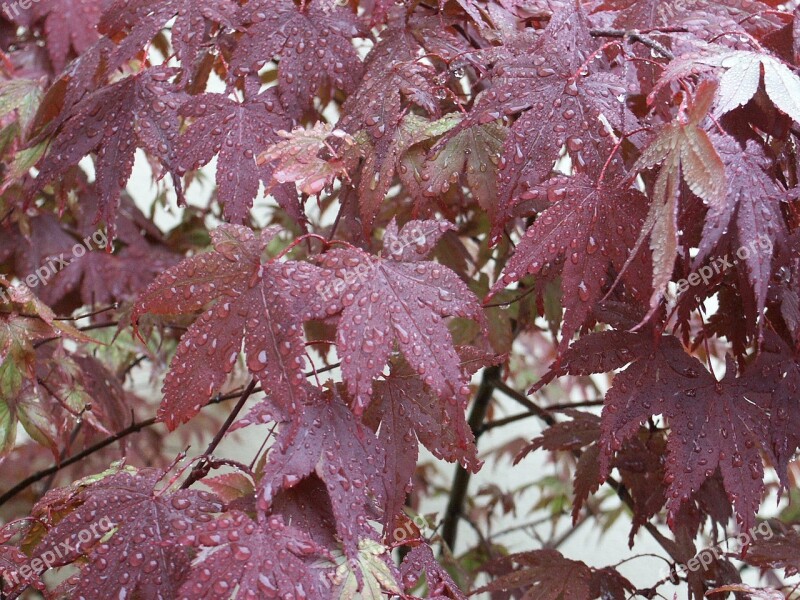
[747, 333, 800, 486]
[231, 0, 364, 114]
[693, 135, 788, 322]
[28, 0, 104, 71]
[34, 468, 223, 599]
[179, 511, 329, 599]
[476, 549, 601, 599]
[437, 4, 628, 236]
[599, 337, 772, 532]
[337, 15, 440, 231]
[366, 350, 489, 529]
[400, 544, 467, 600]
[31, 67, 186, 236]
[305, 219, 486, 413]
[176, 90, 298, 224]
[99, 0, 237, 68]
[132, 224, 322, 429]
[491, 174, 649, 352]
[253, 385, 387, 563]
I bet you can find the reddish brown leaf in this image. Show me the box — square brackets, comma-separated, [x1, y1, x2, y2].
[305, 219, 485, 413]
[132, 225, 321, 429]
[599, 338, 772, 532]
[34, 468, 223, 599]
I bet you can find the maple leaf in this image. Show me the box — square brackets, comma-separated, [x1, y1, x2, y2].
[599, 337, 772, 532]
[630, 79, 726, 315]
[0, 213, 80, 288]
[0, 78, 43, 137]
[692, 134, 787, 322]
[98, 0, 237, 68]
[0, 543, 42, 598]
[21, 37, 118, 155]
[231, 0, 364, 114]
[436, 4, 628, 235]
[132, 224, 321, 429]
[476, 550, 593, 599]
[305, 219, 486, 413]
[253, 385, 387, 564]
[529, 329, 655, 394]
[16, 0, 105, 72]
[176, 90, 297, 224]
[492, 174, 649, 350]
[514, 410, 614, 525]
[366, 350, 489, 529]
[178, 510, 329, 599]
[613, 431, 673, 543]
[652, 45, 800, 123]
[707, 584, 784, 600]
[31, 67, 186, 236]
[258, 122, 361, 196]
[271, 474, 339, 548]
[745, 525, 800, 577]
[0, 285, 97, 458]
[607, 0, 783, 38]
[34, 468, 223, 599]
[417, 121, 507, 216]
[0, 522, 45, 597]
[400, 542, 467, 599]
[199, 472, 255, 507]
[515, 409, 600, 462]
[2, 188, 180, 309]
[337, 16, 440, 231]
[329, 538, 403, 599]
[746, 333, 800, 486]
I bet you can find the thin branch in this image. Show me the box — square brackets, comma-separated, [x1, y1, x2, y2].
[57, 304, 119, 321]
[492, 380, 686, 566]
[0, 415, 158, 508]
[546, 398, 605, 411]
[493, 379, 555, 427]
[440, 365, 500, 554]
[476, 411, 538, 436]
[0, 362, 341, 507]
[589, 28, 676, 60]
[181, 379, 258, 489]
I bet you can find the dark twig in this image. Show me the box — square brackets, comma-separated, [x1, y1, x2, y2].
[0, 415, 158, 508]
[440, 365, 500, 554]
[469, 373, 685, 567]
[0, 362, 341, 507]
[181, 379, 258, 489]
[494, 379, 556, 426]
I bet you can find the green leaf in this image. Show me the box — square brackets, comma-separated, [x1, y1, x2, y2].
[0, 398, 17, 458]
[17, 391, 58, 452]
[333, 539, 402, 599]
[420, 121, 506, 212]
[0, 79, 43, 130]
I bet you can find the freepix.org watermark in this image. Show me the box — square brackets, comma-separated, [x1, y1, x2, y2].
[675, 234, 773, 295]
[0, 229, 108, 305]
[663, 521, 774, 581]
[1, 0, 41, 21]
[3, 516, 115, 587]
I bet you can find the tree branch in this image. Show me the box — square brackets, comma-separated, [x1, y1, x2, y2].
[493, 382, 685, 565]
[0, 362, 341, 507]
[440, 365, 500, 554]
[589, 28, 677, 60]
[180, 379, 258, 489]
